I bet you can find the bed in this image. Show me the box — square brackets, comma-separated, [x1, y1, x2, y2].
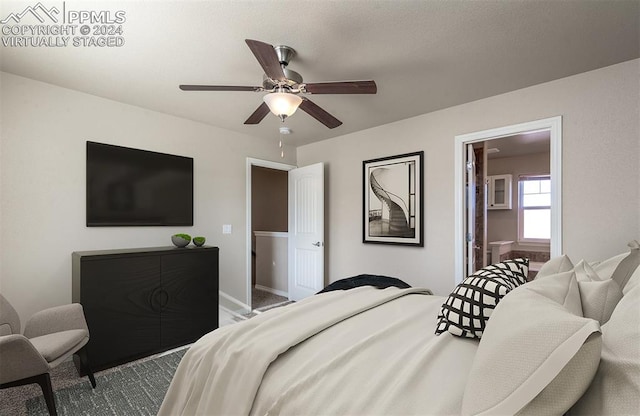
[158, 241, 640, 415]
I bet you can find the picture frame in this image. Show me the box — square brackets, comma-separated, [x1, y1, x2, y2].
[363, 151, 424, 246]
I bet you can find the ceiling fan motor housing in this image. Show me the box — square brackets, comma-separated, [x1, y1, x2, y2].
[274, 45, 295, 66]
[262, 45, 303, 89]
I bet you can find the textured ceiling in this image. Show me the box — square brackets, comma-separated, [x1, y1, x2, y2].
[1, 0, 638, 146]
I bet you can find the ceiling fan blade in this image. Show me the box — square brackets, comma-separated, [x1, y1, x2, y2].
[299, 98, 342, 129]
[179, 85, 262, 92]
[303, 80, 377, 94]
[245, 39, 286, 82]
[244, 102, 271, 125]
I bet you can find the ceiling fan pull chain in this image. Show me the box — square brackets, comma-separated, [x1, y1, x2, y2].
[278, 126, 291, 158]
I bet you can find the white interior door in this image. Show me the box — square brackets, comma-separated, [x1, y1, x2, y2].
[466, 144, 476, 276]
[288, 163, 324, 301]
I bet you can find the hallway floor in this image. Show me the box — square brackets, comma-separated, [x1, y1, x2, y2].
[252, 287, 289, 311]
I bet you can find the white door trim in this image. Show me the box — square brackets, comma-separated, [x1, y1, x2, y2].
[453, 116, 562, 284]
[466, 144, 476, 276]
[246, 158, 296, 307]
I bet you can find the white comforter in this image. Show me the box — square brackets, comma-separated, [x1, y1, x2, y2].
[159, 286, 480, 416]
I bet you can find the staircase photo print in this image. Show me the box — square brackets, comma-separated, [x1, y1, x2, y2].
[363, 151, 423, 246]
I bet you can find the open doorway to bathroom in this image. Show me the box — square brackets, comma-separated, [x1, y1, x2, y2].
[454, 117, 562, 284]
[483, 131, 552, 280]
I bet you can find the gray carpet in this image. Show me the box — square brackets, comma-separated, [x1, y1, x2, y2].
[23, 349, 186, 416]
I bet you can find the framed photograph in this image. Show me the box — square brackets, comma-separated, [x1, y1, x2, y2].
[363, 151, 424, 246]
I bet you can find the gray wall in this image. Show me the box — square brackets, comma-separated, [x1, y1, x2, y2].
[296, 59, 640, 296]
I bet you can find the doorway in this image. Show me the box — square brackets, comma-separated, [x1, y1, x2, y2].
[246, 158, 326, 311]
[454, 117, 562, 284]
[483, 132, 553, 277]
[246, 158, 296, 311]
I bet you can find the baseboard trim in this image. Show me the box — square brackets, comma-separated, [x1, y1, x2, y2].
[219, 290, 251, 314]
[254, 284, 288, 298]
[218, 305, 247, 321]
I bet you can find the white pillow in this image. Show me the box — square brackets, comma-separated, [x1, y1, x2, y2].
[574, 260, 623, 325]
[527, 270, 582, 316]
[461, 271, 601, 416]
[574, 259, 601, 281]
[588, 253, 627, 280]
[568, 284, 640, 415]
[611, 240, 640, 290]
[623, 264, 640, 295]
[536, 254, 574, 279]
[587, 240, 640, 287]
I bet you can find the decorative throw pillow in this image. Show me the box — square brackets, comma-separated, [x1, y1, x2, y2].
[461, 271, 602, 416]
[574, 260, 623, 324]
[435, 258, 529, 339]
[535, 254, 573, 280]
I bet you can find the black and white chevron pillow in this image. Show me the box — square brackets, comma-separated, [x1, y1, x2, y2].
[435, 258, 529, 339]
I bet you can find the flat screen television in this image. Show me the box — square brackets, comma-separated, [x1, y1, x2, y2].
[86, 141, 194, 226]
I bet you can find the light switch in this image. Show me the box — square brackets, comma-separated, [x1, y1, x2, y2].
[222, 224, 232, 234]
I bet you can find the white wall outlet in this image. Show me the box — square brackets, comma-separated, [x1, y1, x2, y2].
[222, 224, 232, 234]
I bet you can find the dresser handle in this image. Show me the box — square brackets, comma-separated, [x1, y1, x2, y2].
[158, 289, 169, 309]
[151, 287, 169, 311]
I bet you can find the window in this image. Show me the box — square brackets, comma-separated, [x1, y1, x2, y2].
[518, 175, 551, 242]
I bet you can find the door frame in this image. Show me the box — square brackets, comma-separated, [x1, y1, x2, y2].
[453, 116, 563, 284]
[246, 157, 296, 308]
[465, 143, 477, 276]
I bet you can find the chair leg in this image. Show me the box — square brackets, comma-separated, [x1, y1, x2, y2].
[1, 373, 57, 416]
[34, 373, 57, 416]
[76, 347, 97, 388]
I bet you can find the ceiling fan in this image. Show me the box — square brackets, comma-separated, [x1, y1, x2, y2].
[179, 39, 377, 129]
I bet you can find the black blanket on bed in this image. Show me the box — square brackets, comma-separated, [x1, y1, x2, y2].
[317, 274, 411, 294]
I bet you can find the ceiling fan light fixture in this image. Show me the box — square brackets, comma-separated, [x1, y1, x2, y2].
[263, 92, 303, 121]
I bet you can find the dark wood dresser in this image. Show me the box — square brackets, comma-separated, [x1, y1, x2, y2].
[72, 246, 219, 373]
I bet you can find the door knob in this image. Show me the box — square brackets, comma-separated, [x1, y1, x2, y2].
[312, 241, 323, 247]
